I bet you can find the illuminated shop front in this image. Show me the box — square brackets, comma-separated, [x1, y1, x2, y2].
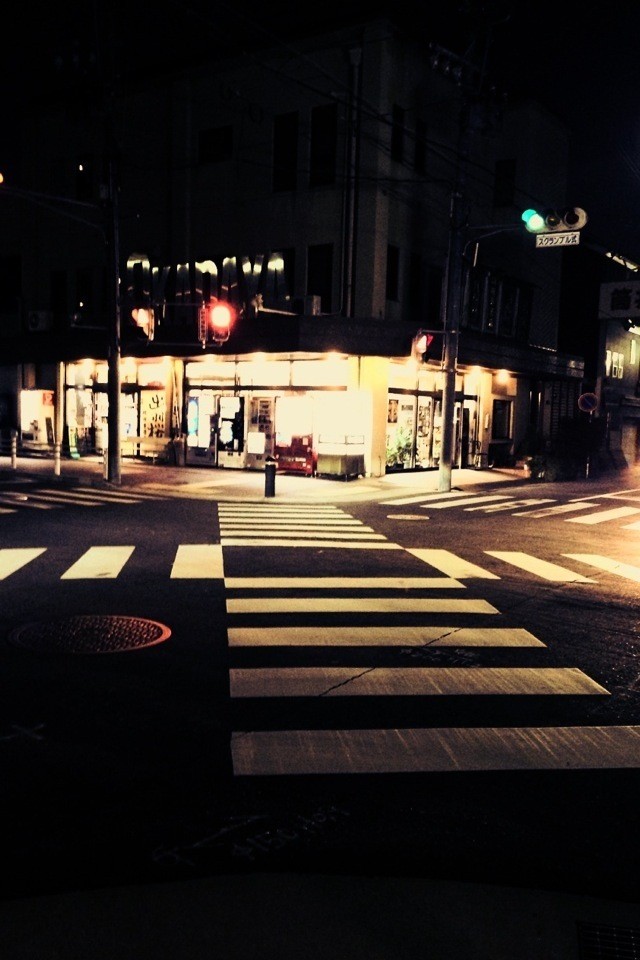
[58, 349, 518, 477]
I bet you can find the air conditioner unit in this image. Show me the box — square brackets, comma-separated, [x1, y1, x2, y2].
[27, 310, 53, 332]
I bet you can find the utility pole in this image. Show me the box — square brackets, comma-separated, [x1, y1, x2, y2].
[104, 126, 122, 486]
[438, 98, 469, 493]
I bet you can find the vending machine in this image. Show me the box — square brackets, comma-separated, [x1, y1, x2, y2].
[273, 395, 316, 475]
[245, 396, 275, 470]
[186, 389, 217, 465]
[216, 395, 245, 468]
[186, 389, 246, 468]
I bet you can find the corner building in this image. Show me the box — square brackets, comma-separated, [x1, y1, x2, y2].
[0, 17, 584, 476]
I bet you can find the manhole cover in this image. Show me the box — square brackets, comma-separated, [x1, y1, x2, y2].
[8, 615, 171, 654]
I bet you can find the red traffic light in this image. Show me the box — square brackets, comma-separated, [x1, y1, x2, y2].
[131, 306, 155, 340]
[198, 299, 235, 345]
[412, 330, 434, 362]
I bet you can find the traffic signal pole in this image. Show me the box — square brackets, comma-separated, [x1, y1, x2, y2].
[438, 101, 469, 493]
[104, 125, 122, 486]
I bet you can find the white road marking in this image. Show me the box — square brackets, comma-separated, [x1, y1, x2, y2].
[407, 548, 500, 579]
[0, 548, 46, 579]
[224, 577, 463, 589]
[513, 502, 598, 518]
[170, 544, 224, 578]
[221, 538, 403, 548]
[227, 626, 545, 647]
[231, 725, 640, 775]
[226, 597, 498, 614]
[565, 506, 640, 525]
[60, 546, 135, 579]
[427, 495, 512, 509]
[485, 551, 594, 582]
[381, 491, 479, 506]
[564, 554, 640, 583]
[229, 666, 608, 698]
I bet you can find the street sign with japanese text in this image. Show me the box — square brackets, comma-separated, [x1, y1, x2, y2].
[599, 281, 640, 319]
[535, 231, 580, 248]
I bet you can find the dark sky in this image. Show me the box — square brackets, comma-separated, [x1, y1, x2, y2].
[4, 1, 640, 260]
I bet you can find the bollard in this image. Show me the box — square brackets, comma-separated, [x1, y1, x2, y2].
[53, 441, 61, 477]
[10, 429, 17, 470]
[264, 458, 276, 497]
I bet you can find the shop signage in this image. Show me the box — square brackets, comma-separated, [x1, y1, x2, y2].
[126, 250, 291, 316]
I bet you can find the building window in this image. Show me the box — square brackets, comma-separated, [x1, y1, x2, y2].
[307, 243, 333, 311]
[493, 158, 516, 207]
[391, 104, 405, 162]
[611, 351, 624, 378]
[386, 245, 400, 302]
[198, 125, 233, 164]
[492, 399, 512, 440]
[273, 112, 298, 192]
[465, 268, 531, 342]
[309, 103, 337, 187]
[414, 119, 427, 175]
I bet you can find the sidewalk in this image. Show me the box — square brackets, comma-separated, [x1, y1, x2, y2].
[0, 453, 532, 501]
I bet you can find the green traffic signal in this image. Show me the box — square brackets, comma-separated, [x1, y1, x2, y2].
[521, 208, 545, 232]
[522, 206, 588, 234]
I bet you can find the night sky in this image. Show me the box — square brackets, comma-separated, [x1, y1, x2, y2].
[3, 1, 640, 259]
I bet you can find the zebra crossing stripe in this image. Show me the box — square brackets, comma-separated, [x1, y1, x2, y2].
[220, 519, 363, 527]
[0, 495, 58, 510]
[230, 725, 640, 775]
[221, 538, 403, 548]
[171, 544, 224, 578]
[218, 505, 343, 514]
[564, 554, 640, 583]
[31, 488, 144, 503]
[463, 498, 553, 513]
[513, 502, 598, 518]
[381, 491, 479, 506]
[0, 548, 46, 579]
[229, 666, 607, 698]
[565, 506, 640, 525]
[485, 552, 594, 582]
[227, 597, 498, 614]
[407, 548, 500, 579]
[60, 546, 135, 579]
[427, 495, 512, 509]
[224, 576, 464, 589]
[227, 625, 545, 647]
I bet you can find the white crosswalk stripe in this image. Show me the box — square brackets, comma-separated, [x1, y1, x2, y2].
[565, 506, 640, 524]
[484, 551, 594, 582]
[60, 546, 135, 579]
[218, 502, 401, 549]
[0, 544, 638, 584]
[225, 569, 616, 776]
[231, 726, 640, 775]
[563, 554, 640, 583]
[227, 625, 545, 647]
[0, 485, 167, 514]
